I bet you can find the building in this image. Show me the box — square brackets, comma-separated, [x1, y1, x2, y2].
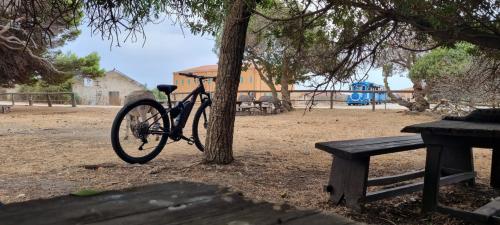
[393, 87, 414, 102]
[72, 69, 146, 105]
[173, 65, 293, 98]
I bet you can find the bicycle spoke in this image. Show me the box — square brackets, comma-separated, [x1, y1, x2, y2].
[117, 104, 164, 158]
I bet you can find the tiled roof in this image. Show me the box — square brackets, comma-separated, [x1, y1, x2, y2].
[175, 65, 218, 73]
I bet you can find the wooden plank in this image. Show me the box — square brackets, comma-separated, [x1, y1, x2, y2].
[0, 182, 220, 224]
[402, 120, 500, 139]
[316, 136, 424, 159]
[0, 182, 360, 225]
[474, 197, 500, 217]
[364, 172, 475, 203]
[318, 135, 422, 148]
[329, 139, 424, 151]
[367, 170, 425, 187]
[492, 147, 500, 188]
[438, 205, 491, 224]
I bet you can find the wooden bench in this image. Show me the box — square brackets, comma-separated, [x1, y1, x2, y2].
[254, 96, 281, 114]
[1, 105, 11, 114]
[315, 135, 475, 210]
[236, 95, 254, 113]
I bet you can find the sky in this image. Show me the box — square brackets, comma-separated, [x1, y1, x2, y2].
[61, 21, 412, 90]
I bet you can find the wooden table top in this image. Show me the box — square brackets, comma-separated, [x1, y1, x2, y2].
[0, 181, 360, 225]
[402, 120, 500, 138]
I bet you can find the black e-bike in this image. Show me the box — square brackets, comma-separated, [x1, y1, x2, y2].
[111, 73, 213, 164]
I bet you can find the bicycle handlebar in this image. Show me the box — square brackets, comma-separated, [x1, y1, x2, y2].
[178, 72, 216, 81]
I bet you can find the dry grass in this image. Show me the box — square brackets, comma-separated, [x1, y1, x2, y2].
[0, 106, 498, 225]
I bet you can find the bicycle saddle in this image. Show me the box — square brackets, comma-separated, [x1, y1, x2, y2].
[157, 84, 177, 95]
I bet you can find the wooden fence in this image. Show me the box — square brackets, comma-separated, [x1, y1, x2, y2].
[169, 89, 415, 111]
[0, 92, 77, 107]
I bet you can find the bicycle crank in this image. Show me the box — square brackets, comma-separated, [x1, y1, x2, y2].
[180, 135, 194, 145]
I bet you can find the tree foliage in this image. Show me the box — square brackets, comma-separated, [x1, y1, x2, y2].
[411, 43, 500, 107]
[0, 0, 82, 87]
[410, 43, 477, 81]
[18, 51, 105, 92]
[52, 52, 105, 78]
[245, 4, 324, 110]
[253, 0, 500, 94]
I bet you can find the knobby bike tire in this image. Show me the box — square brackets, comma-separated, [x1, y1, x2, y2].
[192, 100, 211, 152]
[110, 99, 169, 164]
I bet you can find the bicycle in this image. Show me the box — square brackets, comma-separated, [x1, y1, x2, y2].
[110, 72, 214, 164]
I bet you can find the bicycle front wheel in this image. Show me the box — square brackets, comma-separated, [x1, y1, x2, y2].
[192, 100, 211, 152]
[111, 99, 170, 164]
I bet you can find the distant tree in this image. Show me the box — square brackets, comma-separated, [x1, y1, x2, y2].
[151, 88, 167, 100]
[52, 52, 105, 78]
[245, 4, 337, 111]
[411, 43, 500, 110]
[19, 51, 105, 93]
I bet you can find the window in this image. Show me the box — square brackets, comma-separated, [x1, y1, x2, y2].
[249, 76, 253, 83]
[181, 80, 184, 85]
[240, 77, 244, 83]
[83, 78, 93, 87]
[208, 79, 211, 84]
[188, 79, 191, 86]
[176, 80, 178, 85]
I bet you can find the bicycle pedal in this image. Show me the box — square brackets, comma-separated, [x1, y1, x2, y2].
[187, 140, 194, 145]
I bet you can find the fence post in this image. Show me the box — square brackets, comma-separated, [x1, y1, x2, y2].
[330, 91, 334, 109]
[47, 94, 52, 107]
[371, 91, 376, 111]
[28, 94, 33, 106]
[71, 93, 77, 107]
[11, 93, 14, 106]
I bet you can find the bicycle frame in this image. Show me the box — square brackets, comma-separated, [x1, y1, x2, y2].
[141, 74, 212, 143]
[163, 77, 211, 141]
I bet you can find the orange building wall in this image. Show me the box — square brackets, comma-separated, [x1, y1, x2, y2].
[172, 65, 293, 97]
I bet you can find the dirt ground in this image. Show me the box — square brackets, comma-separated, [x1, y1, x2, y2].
[0, 106, 498, 225]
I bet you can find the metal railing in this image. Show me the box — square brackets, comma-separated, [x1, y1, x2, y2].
[0, 92, 77, 107]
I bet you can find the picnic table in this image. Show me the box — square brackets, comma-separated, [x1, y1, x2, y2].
[402, 111, 500, 224]
[0, 181, 360, 225]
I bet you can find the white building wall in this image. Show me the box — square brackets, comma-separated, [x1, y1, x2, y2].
[72, 70, 146, 105]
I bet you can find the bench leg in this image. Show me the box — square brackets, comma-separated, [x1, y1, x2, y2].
[492, 147, 500, 188]
[441, 145, 475, 186]
[423, 145, 444, 213]
[328, 156, 369, 211]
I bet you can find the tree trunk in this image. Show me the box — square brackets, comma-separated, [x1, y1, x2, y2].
[280, 57, 293, 111]
[251, 60, 278, 100]
[383, 69, 429, 112]
[204, 0, 255, 164]
[383, 71, 413, 109]
[411, 79, 430, 112]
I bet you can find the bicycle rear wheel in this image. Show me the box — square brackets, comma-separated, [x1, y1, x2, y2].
[192, 100, 211, 152]
[111, 99, 169, 164]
